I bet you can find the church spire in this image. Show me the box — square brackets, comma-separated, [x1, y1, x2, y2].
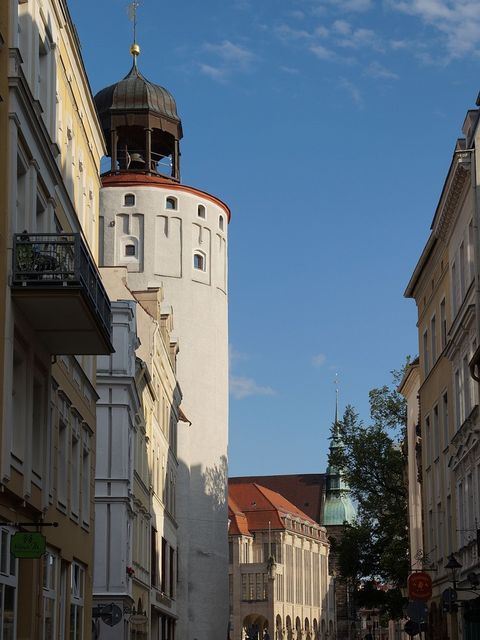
[322, 381, 356, 526]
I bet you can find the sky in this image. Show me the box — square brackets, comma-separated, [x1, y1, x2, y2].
[69, 0, 480, 476]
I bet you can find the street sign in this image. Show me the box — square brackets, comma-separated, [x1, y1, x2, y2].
[407, 600, 428, 623]
[100, 604, 122, 627]
[10, 532, 46, 559]
[130, 614, 148, 625]
[442, 587, 458, 604]
[404, 620, 421, 637]
[408, 572, 433, 600]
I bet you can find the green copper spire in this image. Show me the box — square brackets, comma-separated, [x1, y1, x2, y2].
[323, 381, 356, 526]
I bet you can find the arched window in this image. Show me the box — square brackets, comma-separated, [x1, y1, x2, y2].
[124, 193, 135, 207]
[219, 215, 224, 231]
[166, 196, 177, 210]
[193, 252, 206, 271]
[197, 204, 206, 219]
[125, 244, 136, 256]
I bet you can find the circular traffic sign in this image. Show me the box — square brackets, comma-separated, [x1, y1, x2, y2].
[404, 620, 421, 637]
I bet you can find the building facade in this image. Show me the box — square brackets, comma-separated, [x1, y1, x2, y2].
[228, 481, 334, 640]
[405, 103, 480, 639]
[95, 44, 231, 640]
[1, 1, 111, 639]
[94, 269, 183, 640]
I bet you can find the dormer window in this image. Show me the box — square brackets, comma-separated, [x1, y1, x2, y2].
[219, 215, 224, 231]
[193, 252, 206, 271]
[197, 204, 206, 219]
[166, 197, 177, 210]
[124, 194, 135, 207]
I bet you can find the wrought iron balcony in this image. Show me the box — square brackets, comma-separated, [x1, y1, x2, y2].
[11, 233, 113, 354]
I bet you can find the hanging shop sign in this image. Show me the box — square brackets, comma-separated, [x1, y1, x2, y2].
[408, 572, 433, 601]
[10, 532, 46, 559]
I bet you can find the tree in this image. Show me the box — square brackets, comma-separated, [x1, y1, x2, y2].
[329, 368, 409, 619]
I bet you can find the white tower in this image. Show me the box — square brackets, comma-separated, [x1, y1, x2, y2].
[94, 45, 230, 640]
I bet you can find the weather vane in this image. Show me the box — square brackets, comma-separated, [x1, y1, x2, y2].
[128, 1, 141, 62]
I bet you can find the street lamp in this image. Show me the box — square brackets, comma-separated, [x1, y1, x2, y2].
[445, 554, 462, 589]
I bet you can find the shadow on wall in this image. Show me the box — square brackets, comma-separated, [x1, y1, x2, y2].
[177, 454, 229, 637]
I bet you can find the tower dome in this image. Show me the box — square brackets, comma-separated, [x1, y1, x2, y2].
[94, 58, 183, 180]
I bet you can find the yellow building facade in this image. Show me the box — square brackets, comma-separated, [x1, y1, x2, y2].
[405, 110, 480, 637]
[1, 1, 110, 638]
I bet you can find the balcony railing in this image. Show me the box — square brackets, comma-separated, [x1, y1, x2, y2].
[12, 233, 112, 354]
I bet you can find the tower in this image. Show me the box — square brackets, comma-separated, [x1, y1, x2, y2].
[94, 42, 230, 640]
[323, 390, 356, 640]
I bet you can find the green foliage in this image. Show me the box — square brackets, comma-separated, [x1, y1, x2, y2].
[329, 368, 410, 619]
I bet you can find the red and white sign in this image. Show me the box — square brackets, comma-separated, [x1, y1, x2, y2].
[407, 572, 432, 600]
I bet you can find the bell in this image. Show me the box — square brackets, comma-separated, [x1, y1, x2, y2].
[129, 153, 145, 166]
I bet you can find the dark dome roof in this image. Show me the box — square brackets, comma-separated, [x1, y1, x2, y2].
[94, 64, 181, 123]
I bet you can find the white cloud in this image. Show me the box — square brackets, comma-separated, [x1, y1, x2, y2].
[229, 345, 249, 364]
[338, 77, 364, 106]
[390, 0, 480, 59]
[230, 376, 276, 400]
[199, 64, 227, 81]
[200, 40, 255, 81]
[336, 27, 382, 50]
[279, 65, 301, 74]
[310, 43, 335, 59]
[333, 19, 352, 35]
[326, 0, 373, 12]
[275, 24, 313, 42]
[364, 61, 399, 79]
[203, 40, 255, 69]
[312, 353, 327, 367]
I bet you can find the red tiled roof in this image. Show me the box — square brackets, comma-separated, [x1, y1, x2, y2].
[229, 474, 325, 525]
[228, 481, 318, 536]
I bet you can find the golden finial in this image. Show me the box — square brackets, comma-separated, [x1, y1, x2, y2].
[128, 1, 141, 64]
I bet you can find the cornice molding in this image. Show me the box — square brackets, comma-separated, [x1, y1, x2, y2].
[434, 155, 471, 242]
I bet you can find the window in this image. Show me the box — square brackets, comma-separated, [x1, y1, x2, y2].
[460, 242, 466, 300]
[166, 197, 177, 210]
[423, 330, 429, 376]
[43, 550, 57, 640]
[433, 405, 439, 460]
[431, 315, 436, 365]
[125, 244, 135, 256]
[197, 204, 206, 219]
[70, 563, 84, 640]
[469, 220, 475, 283]
[0, 528, 16, 640]
[452, 261, 457, 316]
[70, 428, 80, 516]
[425, 416, 431, 466]
[455, 369, 462, 430]
[463, 355, 471, 417]
[219, 215, 224, 231]
[81, 431, 91, 526]
[442, 393, 449, 449]
[124, 194, 135, 207]
[440, 299, 447, 349]
[193, 252, 205, 271]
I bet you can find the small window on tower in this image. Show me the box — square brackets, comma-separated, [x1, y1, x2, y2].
[124, 194, 135, 207]
[125, 244, 136, 256]
[219, 215, 224, 231]
[166, 197, 177, 210]
[193, 252, 205, 271]
[197, 204, 206, 219]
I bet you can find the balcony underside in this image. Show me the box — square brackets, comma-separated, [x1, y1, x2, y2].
[12, 287, 113, 355]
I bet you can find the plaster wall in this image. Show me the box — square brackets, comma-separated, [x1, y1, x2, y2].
[100, 183, 229, 640]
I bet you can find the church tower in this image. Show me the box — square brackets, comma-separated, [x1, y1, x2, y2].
[323, 392, 356, 640]
[95, 41, 230, 640]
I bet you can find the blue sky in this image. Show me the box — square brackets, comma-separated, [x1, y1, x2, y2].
[69, 0, 480, 476]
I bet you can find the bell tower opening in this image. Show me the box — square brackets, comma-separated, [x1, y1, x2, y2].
[94, 46, 183, 182]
